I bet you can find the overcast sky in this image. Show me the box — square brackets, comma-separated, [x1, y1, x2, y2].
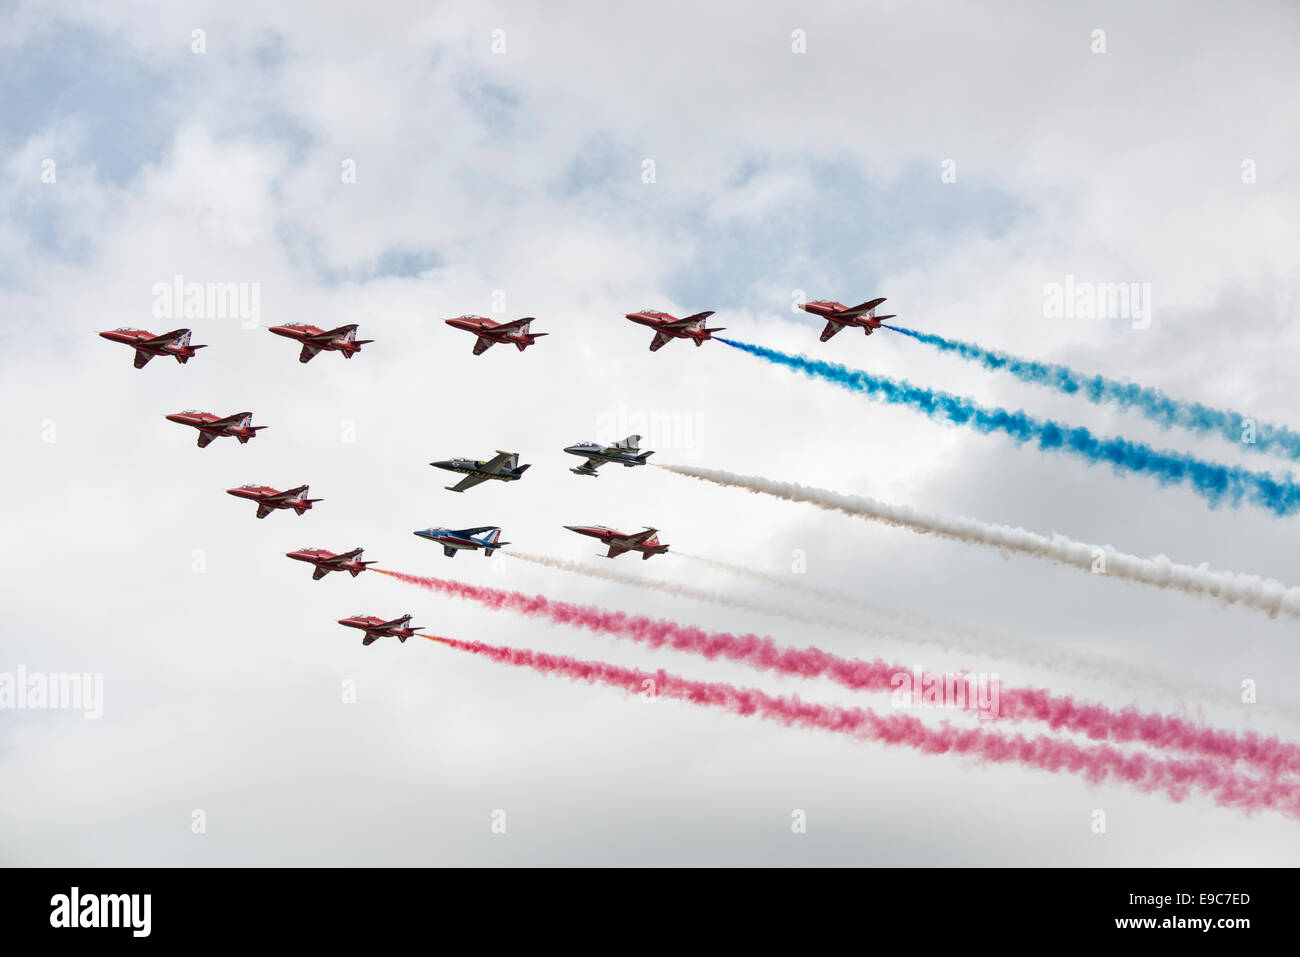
[3, 0, 1300, 865]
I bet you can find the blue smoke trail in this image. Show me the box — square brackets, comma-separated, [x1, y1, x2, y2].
[883, 325, 1300, 462]
[717, 338, 1300, 517]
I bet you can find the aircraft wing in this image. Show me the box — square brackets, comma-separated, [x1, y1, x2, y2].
[819, 320, 845, 342]
[627, 527, 659, 544]
[606, 545, 631, 558]
[649, 331, 673, 352]
[446, 472, 490, 493]
[299, 343, 321, 363]
[580, 457, 606, 473]
[667, 311, 715, 327]
[842, 297, 886, 317]
[472, 336, 494, 355]
[317, 324, 359, 340]
[361, 634, 379, 646]
[457, 526, 499, 536]
[207, 412, 253, 429]
[255, 502, 274, 518]
[264, 486, 306, 502]
[197, 431, 217, 449]
[492, 317, 534, 333]
[133, 350, 153, 369]
[481, 451, 513, 474]
[142, 329, 190, 346]
[312, 566, 330, 580]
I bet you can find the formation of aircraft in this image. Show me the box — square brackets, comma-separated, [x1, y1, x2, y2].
[286, 547, 375, 580]
[801, 297, 897, 341]
[444, 315, 549, 355]
[226, 484, 322, 518]
[337, 613, 420, 646]
[165, 411, 266, 448]
[564, 435, 654, 476]
[413, 526, 508, 558]
[268, 323, 373, 362]
[431, 451, 531, 493]
[624, 309, 725, 351]
[563, 525, 670, 560]
[99, 327, 206, 368]
[111, 296, 896, 643]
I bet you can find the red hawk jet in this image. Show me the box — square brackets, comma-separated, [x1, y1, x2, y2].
[268, 323, 373, 363]
[165, 411, 266, 448]
[624, 309, 724, 352]
[226, 484, 321, 519]
[99, 327, 206, 369]
[286, 547, 374, 580]
[444, 315, 549, 355]
[337, 613, 420, 646]
[800, 297, 897, 342]
[563, 525, 670, 560]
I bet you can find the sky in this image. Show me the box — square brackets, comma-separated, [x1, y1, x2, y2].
[3, 0, 1300, 865]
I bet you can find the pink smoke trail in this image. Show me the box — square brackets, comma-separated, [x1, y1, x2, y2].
[378, 568, 1300, 776]
[423, 634, 1300, 818]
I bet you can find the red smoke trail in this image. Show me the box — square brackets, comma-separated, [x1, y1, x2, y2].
[423, 634, 1300, 818]
[378, 568, 1300, 776]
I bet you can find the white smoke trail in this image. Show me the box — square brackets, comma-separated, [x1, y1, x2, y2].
[506, 551, 860, 634]
[660, 464, 1300, 620]
[512, 550, 1277, 718]
[672, 552, 1238, 706]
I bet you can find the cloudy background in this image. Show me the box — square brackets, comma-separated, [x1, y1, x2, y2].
[3, 0, 1299, 865]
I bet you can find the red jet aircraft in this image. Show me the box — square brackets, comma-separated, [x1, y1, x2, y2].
[800, 297, 897, 342]
[99, 327, 206, 369]
[165, 411, 266, 448]
[286, 547, 374, 580]
[226, 484, 321, 519]
[444, 315, 549, 355]
[563, 525, 670, 560]
[337, 613, 420, 646]
[268, 323, 373, 363]
[624, 309, 724, 352]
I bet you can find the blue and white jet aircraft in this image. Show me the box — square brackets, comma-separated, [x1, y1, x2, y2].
[413, 526, 509, 558]
[563, 434, 655, 477]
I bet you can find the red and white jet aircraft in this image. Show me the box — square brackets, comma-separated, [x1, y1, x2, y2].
[800, 297, 897, 342]
[165, 411, 266, 448]
[337, 613, 420, 646]
[99, 327, 207, 369]
[268, 323, 373, 363]
[624, 309, 724, 352]
[286, 547, 374, 580]
[563, 525, 670, 560]
[226, 484, 322, 519]
[444, 315, 549, 355]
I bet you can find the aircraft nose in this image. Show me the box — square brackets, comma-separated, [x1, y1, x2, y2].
[164, 413, 184, 423]
[429, 460, 452, 470]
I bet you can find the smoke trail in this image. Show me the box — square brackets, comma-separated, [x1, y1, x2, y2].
[718, 338, 1300, 517]
[520, 547, 1238, 708]
[672, 551, 1264, 710]
[425, 635, 1300, 818]
[886, 324, 1300, 462]
[507, 550, 857, 633]
[659, 464, 1300, 620]
[379, 569, 1300, 774]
